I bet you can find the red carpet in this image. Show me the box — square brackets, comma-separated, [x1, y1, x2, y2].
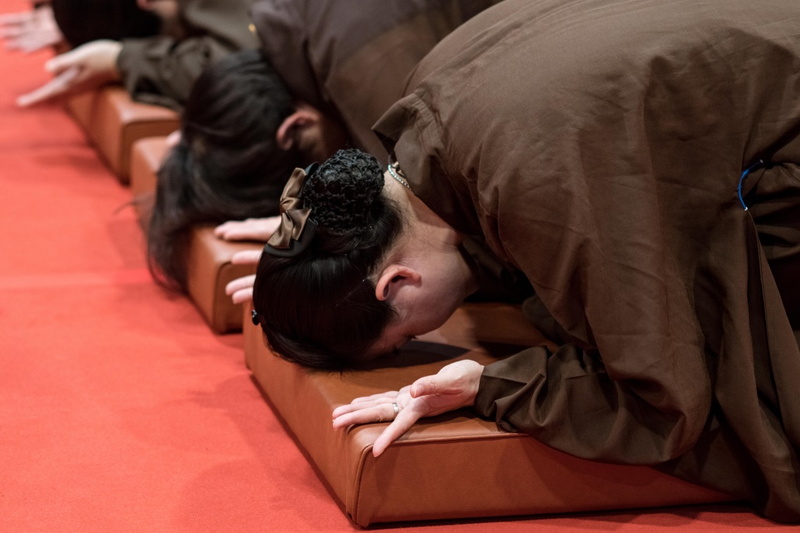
[0, 2, 791, 531]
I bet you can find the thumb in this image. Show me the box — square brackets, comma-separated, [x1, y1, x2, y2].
[409, 375, 443, 398]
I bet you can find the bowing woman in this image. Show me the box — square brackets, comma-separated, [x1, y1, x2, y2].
[250, 0, 800, 523]
[146, 0, 500, 292]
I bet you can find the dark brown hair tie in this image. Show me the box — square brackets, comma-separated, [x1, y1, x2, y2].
[264, 163, 319, 258]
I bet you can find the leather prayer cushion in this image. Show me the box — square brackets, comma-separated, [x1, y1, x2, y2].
[243, 301, 731, 527]
[129, 136, 170, 229]
[65, 86, 179, 183]
[186, 227, 261, 334]
[128, 138, 257, 334]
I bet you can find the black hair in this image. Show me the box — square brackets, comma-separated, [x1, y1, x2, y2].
[147, 49, 302, 292]
[51, 0, 162, 47]
[253, 149, 404, 370]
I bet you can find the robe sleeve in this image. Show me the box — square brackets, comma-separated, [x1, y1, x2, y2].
[473, 343, 709, 465]
[116, 0, 258, 110]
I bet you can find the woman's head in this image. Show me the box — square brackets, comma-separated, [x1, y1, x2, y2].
[147, 49, 302, 291]
[252, 149, 405, 370]
[51, 0, 162, 47]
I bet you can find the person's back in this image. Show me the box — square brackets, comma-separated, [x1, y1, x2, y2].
[252, 0, 501, 162]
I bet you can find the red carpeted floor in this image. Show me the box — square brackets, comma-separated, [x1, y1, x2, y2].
[0, 2, 792, 531]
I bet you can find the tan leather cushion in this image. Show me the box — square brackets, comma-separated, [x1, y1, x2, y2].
[128, 139, 257, 333]
[244, 302, 731, 527]
[186, 227, 261, 333]
[65, 86, 179, 183]
[129, 136, 170, 228]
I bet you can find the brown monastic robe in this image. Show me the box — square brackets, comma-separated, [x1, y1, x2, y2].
[375, 0, 800, 522]
[117, 0, 258, 110]
[250, 0, 500, 163]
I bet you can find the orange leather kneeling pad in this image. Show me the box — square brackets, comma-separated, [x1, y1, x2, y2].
[129, 136, 170, 228]
[244, 302, 731, 527]
[186, 227, 261, 334]
[65, 86, 179, 183]
[129, 141, 256, 334]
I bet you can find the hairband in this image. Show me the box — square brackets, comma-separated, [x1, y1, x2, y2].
[263, 163, 319, 258]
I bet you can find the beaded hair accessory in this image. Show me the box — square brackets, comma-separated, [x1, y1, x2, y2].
[387, 160, 411, 189]
[263, 163, 319, 258]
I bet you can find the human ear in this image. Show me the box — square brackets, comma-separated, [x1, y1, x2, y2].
[374, 265, 421, 302]
[275, 104, 321, 151]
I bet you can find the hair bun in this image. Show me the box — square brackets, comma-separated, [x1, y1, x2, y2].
[302, 149, 384, 235]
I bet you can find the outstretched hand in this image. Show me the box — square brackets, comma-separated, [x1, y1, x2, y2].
[17, 39, 122, 107]
[224, 249, 263, 304]
[332, 359, 484, 457]
[0, 6, 62, 53]
[214, 216, 280, 242]
[216, 218, 280, 305]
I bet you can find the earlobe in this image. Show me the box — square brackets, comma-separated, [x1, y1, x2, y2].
[374, 265, 421, 302]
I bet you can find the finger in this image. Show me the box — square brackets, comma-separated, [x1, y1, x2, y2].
[372, 406, 423, 457]
[217, 229, 248, 241]
[225, 274, 255, 296]
[213, 221, 235, 236]
[230, 287, 253, 305]
[331, 404, 356, 418]
[19, 39, 49, 53]
[332, 401, 400, 429]
[217, 227, 267, 242]
[0, 26, 27, 38]
[5, 39, 26, 52]
[331, 405, 382, 428]
[331, 396, 396, 419]
[230, 249, 262, 265]
[332, 396, 395, 417]
[348, 390, 401, 404]
[16, 66, 80, 107]
[214, 220, 242, 241]
[165, 130, 181, 147]
[0, 12, 35, 25]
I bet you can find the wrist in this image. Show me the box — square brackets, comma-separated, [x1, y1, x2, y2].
[467, 362, 484, 406]
[109, 41, 123, 81]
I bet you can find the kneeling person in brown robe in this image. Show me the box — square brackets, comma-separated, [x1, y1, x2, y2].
[252, 0, 800, 522]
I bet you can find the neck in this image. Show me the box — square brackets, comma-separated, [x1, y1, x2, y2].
[384, 172, 479, 300]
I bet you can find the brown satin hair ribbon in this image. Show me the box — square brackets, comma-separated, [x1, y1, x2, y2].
[264, 164, 318, 258]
